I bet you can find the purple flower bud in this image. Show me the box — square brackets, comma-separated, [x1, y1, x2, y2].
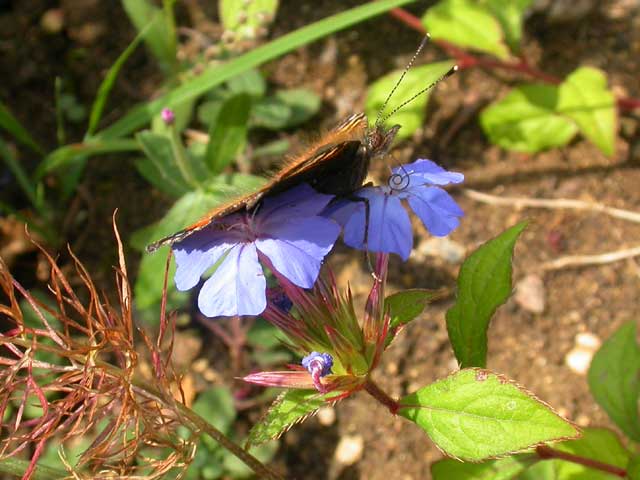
[161, 108, 175, 125]
[302, 352, 333, 392]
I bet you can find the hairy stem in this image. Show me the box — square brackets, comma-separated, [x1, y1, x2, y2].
[536, 445, 627, 477]
[364, 377, 399, 414]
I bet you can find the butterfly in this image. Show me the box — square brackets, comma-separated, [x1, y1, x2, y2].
[146, 37, 456, 254]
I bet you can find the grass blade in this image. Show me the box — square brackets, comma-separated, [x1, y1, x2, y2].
[0, 101, 44, 154]
[98, 0, 417, 139]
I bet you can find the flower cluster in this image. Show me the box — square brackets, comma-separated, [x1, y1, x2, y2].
[171, 157, 463, 392]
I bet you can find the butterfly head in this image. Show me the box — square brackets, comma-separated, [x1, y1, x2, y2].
[364, 123, 401, 159]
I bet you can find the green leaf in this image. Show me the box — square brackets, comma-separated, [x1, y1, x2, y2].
[446, 222, 526, 368]
[247, 389, 326, 447]
[219, 0, 279, 41]
[205, 94, 252, 175]
[227, 69, 267, 98]
[98, 0, 418, 139]
[0, 101, 44, 154]
[628, 455, 640, 480]
[136, 131, 191, 197]
[384, 289, 443, 347]
[192, 387, 236, 435]
[121, 0, 174, 70]
[587, 321, 640, 441]
[0, 139, 40, 211]
[558, 66, 616, 156]
[520, 428, 630, 480]
[399, 369, 578, 461]
[432, 454, 538, 480]
[36, 139, 139, 177]
[86, 25, 147, 136]
[365, 61, 456, 140]
[482, 0, 533, 52]
[480, 84, 578, 153]
[422, 0, 510, 59]
[251, 89, 321, 130]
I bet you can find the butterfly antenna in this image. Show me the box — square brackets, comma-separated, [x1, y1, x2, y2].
[375, 33, 430, 128]
[378, 64, 458, 127]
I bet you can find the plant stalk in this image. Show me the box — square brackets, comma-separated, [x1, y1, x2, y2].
[364, 377, 399, 414]
[536, 445, 627, 477]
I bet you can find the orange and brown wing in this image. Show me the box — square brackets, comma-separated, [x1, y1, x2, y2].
[146, 113, 369, 253]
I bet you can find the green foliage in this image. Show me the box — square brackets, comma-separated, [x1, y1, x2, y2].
[399, 369, 579, 461]
[384, 289, 442, 346]
[185, 387, 279, 479]
[87, 24, 147, 136]
[0, 101, 43, 154]
[432, 454, 537, 480]
[587, 321, 640, 441]
[205, 94, 252, 174]
[422, 0, 510, 59]
[519, 428, 629, 480]
[247, 389, 327, 447]
[98, 0, 418, 140]
[481, 0, 532, 52]
[557, 66, 616, 156]
[219, 0, 279, 41]
[121, 0, 175, 71]
[628, 455, 640, 480]
[365, 61, 456, 140]
[252, 89, 322, 130]
[480, 85, 578, 153]
[446, 222, 526, 368]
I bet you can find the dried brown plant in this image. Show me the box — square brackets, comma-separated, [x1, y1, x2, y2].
[0, 219, 197, 480]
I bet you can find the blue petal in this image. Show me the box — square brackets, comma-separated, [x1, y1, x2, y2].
[256, 216, 340, 288]
[258, 183, 334, 220]
[407, 186, 464, 237]
[198, 243, 266, 317]
[392, 158, 464, 187]
[173, 228, 239, 291]
[342, 188, 413, 260]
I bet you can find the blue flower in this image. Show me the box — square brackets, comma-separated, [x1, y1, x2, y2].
[329, 158, 464, 260]
[302, 351, 334, 392]
[173, 184, 341, 317]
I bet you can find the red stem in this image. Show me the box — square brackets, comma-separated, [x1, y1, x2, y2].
[536, 445, 627, 477]
[364, 377, 399, 414]
[389, 8, 640, 112]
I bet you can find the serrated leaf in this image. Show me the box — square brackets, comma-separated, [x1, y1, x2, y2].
[365, 61, 455, 140]
[431, 454, 538, 480]
[587, 321, 640, 441]
[247, 389, 326, 447]
[482, 0, 533, 52]
[558, 66, 616, 156]
[219, 0, 279, 41]
[251, 89, 321, 130]
[399, 369, 578, 461]
[205, 93, 252, 175]
[422, 0, 509, 59]
[480, 84, 577, 153]
[446, 222, 526, 368]
[519, 428, 629, 480]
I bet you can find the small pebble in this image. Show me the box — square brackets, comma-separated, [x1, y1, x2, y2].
[316, 406, 336, 426]
[334, 435, 364, 466]
[41, 9, 64, 34]
[514, 274, 546, 313]
[417, 237, 466, 264]
[565, 331, 601, 375]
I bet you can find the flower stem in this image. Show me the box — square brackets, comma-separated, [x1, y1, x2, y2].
[364, 377, 399, 414]
[389, 7, 640, 113]
[536, 445, 627, 477]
